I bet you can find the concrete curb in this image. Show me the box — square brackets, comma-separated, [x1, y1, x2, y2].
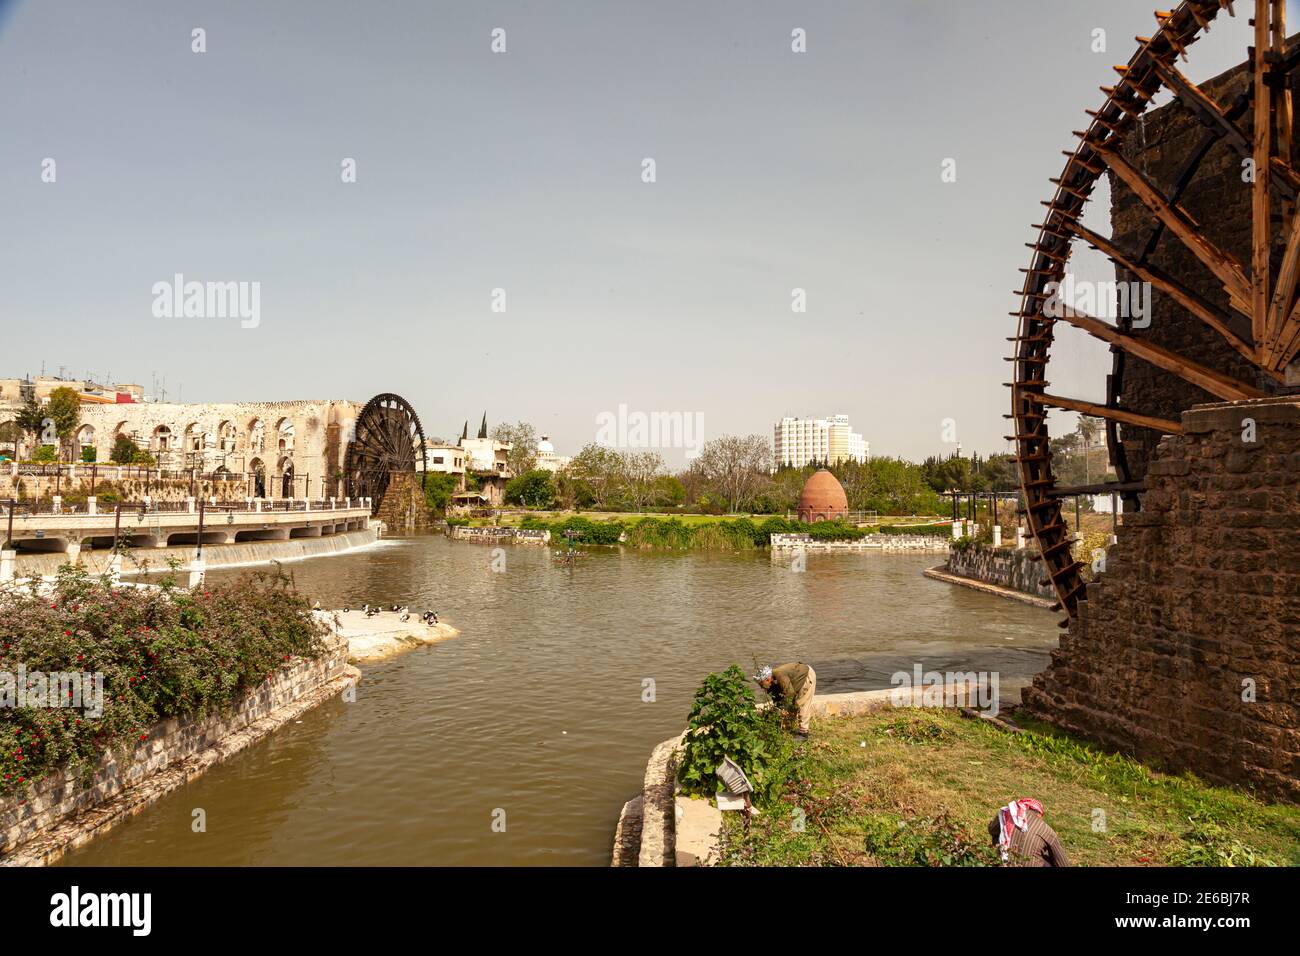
[922, 565, 1056, 609]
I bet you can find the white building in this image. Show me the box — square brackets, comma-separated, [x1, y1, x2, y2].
[460, 436, 512, 476]
[773, 414, 868, 469]
[535, 434, 571, 473]
[420, 441, 465, 476]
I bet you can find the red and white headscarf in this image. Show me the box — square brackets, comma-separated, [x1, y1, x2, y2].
[996, 798, 1045, 861]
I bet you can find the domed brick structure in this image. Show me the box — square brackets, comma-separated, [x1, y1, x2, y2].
[797, 469, 848, 523]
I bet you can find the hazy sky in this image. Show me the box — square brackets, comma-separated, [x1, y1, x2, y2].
[0, 1, 1277, 463]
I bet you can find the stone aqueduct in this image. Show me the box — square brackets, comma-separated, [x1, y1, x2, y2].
[17, 399, 365, 500]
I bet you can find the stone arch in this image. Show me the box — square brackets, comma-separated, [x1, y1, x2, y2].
[249, 457, 266, 498]
[151, 424, 174, 453]
[217, 420, 238, 454]
[276, 417, 295, 454]
[277, 456, 295, 498]
[248, 417, 266, 455]
[75, 423, 95, 460]
[0, 420, 19, 459]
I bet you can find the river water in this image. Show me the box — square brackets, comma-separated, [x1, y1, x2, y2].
[59, 532, 1057, 866]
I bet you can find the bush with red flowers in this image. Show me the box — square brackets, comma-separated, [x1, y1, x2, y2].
[0, 564, 328, 797]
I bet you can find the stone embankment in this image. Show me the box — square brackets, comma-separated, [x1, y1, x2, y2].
[769, 533, 949, 553]
[2, 632, 356, 866]
[1, 605, 460, 866]
[449, 525, 550, 545]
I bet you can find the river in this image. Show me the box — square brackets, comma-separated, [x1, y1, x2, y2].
[58, 532, 1057, 866]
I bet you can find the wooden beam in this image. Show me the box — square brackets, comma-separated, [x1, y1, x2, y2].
[1266, 0, 1295, 367]
[1066, 220, 1260, 363]
[1253, 0, 1273, 347]
[1266, 191, 1300, 366]
[1096, 144, 1251, 310]
[1023, 391, 1184, 434]
[1052, 304, 1267, 400]
[1274, 0, 1292, 167]
[1149, 57, 1250, 153]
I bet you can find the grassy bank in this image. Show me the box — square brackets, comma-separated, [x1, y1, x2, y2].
[455, 512, 954, 551]
[719, 708, 1300, 866]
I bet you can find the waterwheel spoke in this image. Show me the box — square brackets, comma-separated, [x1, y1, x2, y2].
[1020, 391, 1184, 434]
[1095, 145, 1251, 311]
[1065, 220, 1260, 363]
[1051, 304, 1267, 400]
[1252, 0, 1273, 350]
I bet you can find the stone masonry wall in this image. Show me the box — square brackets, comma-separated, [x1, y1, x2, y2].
[1023, 397, 1300, 801]
[0, 631, 350, 859]
[374, 471, 432, 532]
[947, 543, 1056, 601]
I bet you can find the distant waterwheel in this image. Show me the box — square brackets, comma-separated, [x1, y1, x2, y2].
[1011, 0, 1300, 623]
[345, 393, 428, 515]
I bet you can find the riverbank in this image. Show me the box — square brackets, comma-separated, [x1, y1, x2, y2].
[448, 513, 954, 552]
[327, 609, 459, 662]
[718, 708, 1300, 866]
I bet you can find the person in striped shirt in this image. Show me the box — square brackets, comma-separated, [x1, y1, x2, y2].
[988, 798, 1070, 866]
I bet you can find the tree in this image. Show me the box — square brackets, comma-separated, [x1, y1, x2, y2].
[111, 434, 142, 464]
[45, 387, 81, 460]
[619, 451, 666, 512]
[1077, 415, 1104, 485]
[692, 434, 772, 513]
[651, 474, 685, 509]
[505, 469, 555, 508]
[490, 420, 539, 477]
[565, 443, 625, 509]
[477, 412, 488, 440]
[423, 473, 460, 512]
[15, 394, 44, 448]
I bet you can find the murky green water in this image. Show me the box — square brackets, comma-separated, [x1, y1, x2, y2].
[58, 533, 1056, 866]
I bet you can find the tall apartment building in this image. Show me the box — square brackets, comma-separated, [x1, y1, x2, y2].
[773, 414, 868, 469]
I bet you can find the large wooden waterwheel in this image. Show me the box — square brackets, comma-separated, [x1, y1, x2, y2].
[344, 393, 428, 515]
[1012, 0, 1300, 623]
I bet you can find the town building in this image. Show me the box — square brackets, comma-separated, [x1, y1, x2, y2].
[535, 434, 571, 473]
[773, 414, 868, 469]
[419, 441, 466, 476]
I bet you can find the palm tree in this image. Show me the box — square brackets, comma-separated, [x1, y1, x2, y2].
[1077, 416, 1103, 485]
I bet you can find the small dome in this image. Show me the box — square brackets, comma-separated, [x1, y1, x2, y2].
[537, 434, 555, 454]
[797, 469, 848, 522]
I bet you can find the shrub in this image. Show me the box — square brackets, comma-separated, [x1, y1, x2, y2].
[1167, 813, 1278, 867]
[0, 564, 328, 796]
[805, 519, 865, 541]
[861, 811, 998, 867]
[678, 665, 793, 803]
[32, 445, 58, 463]
[80, 447, 97, 463]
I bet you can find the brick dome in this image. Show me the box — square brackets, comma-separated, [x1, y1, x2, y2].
[797, 469, 848, 522]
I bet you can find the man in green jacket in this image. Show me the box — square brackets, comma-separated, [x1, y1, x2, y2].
[755, 662, 817, 738]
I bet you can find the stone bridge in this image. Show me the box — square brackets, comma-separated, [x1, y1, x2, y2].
[1, 497, 371, 580]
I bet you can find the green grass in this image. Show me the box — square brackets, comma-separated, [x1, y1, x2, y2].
[719, 708, 1300, 867]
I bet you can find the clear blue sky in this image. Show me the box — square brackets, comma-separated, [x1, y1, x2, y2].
[0, 1, 1275, 462]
